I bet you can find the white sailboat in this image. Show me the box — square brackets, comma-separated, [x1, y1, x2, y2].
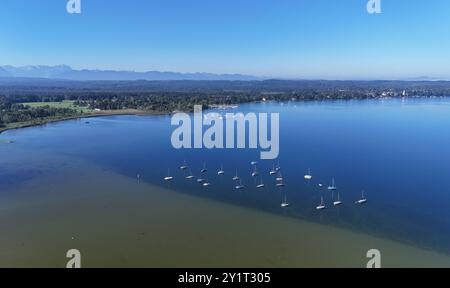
[269, 164, 277, 175]
[201, 162, 207, 173]
[281, 193, 290, 208]
[355, 191, 367, 205]
[275, 172, 283, 182]
[235, 179, 245, 190]
[179, 160, 188, 170]
[185, 169, 194, 180]
[202, 177, 211, 187]
[252, 165, 259, 177]
[327, 178, 337, 191]
[164, 169, 174, 181]
[275, 160, 281, 172]
[304, 169, 312, 180]
[251, 161, 258, 166]
[217, 165, 225, 176]
[333, 191, 342, 206]
[316, 197, 326, 210]
[256, 177, 265, 188]
[276, 179, 285, 187]
[232, 169, 240, 181]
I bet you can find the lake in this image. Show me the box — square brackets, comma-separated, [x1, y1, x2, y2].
[1, 98, 450, 267]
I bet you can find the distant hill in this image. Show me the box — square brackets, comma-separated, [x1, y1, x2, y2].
[0, 65, 260, 81]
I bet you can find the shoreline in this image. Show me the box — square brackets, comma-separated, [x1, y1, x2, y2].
[0, 109, 165, 135]
[2, 96, 449, 136]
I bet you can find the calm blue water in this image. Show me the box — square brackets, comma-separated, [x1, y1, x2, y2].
[1, 98, 450, 253]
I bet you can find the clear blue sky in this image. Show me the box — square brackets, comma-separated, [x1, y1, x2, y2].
[1, 0, 450, 79]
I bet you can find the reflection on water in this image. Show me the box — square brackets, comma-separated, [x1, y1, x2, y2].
[1, 98, 450, 267]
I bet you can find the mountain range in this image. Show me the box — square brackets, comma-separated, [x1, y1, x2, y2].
[0, 65, 261, 81]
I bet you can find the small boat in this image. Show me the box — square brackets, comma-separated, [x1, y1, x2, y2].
[318, 184, 323, 187]
[252, 165, 259, 177]
[327, 178, 337, 191]
[232, 169, 240, 181]
[275, 161, 281, 172]
[281, 194, 290, 208]
[304, 169, 312, 180]
[185, 169, 194, 180]
[256, 177, 265, 189]
[179, 160, 188, 170]
[235, 179, 245, 190]
[197, 178, 205, 183]
[217, 165, 225, 176]
[164, 169, 174, 181]
[201, 163, 208, 173]
[316, 197, 326, 210]
[275, 172, 283, 182]
[276, 180, 285, 187]
[333, 191, 342, 206]
[202, 181, 211, 187]
[355, 191, 367, 205]
[269, 164, 277, 175]
[251, 161, 258, 166]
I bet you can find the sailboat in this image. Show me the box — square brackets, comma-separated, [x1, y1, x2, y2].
[233, 169, 240, 181]
[185, 169, 194, 180]
[327, 178, 337, 191]
[202, 177, 211, 187]
[251, 161, 258, 166]
[252, 165, 259, 177]
[304, 169, 312, 180]
[269, 164, 277, 175]
[256, 177, 265, 188]
[217, 165, 225, 176]
[179, 160, 188, 170]
[235, 179, 245, 190]
[275, 160, 281, 172]
[201, 162, 208, 173]
[316, 197, 326, 210]
[275, 172, 283, 182]
[333, 191, 342, 206]
[355, 191, 367, 205]
[281, 193, 290, 208]
[276, 179, 285, 187]
[232, 169, 240, 181]
[164, 169, 174, 181]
